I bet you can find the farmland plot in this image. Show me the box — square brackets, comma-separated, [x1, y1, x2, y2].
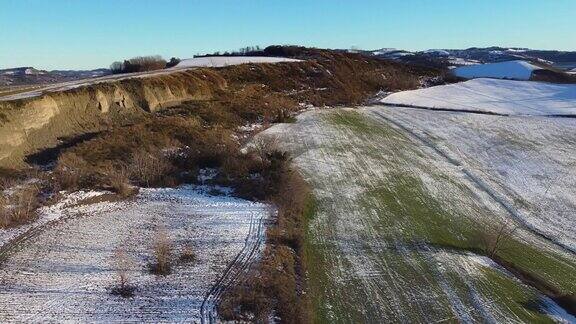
[0, 186, 270, 322]
[263, 108, 576, 323]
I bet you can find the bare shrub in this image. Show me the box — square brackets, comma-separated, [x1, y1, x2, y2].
[0, 184, 41, 229]
[250, 136, 280, 162]
[149, 227, 172, 275]
[128, 150, 174, 187]
[179, 244, 196, 263]
[111, 246, 136, 297]
[480, 220, 518, 258]
[103, 165, 137, 197]
[54, 152, 90, 190]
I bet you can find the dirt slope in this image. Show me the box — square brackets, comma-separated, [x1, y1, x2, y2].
[0, 49, 438, 168]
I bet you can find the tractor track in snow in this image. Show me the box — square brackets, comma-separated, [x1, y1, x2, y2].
[0, 212, 85, 266]
[369, 107, 576, 256]
[200, 210, 268, 324]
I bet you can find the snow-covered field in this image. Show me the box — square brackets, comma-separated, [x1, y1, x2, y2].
[175, 56, 300, 68]
[262, 108, 576, 323]
[453, 60, 541, 80]
[381, 78, 576, 116]
[0, 186, 270, 322]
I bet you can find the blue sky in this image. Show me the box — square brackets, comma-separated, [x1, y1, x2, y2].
[1, 0, 574, 70]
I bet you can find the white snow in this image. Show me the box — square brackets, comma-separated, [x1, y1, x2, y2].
[453, 60, 541, 80]
[448, 58, 481, 66]
[175, 56, 301, 68]
[381, 78, 576, 116]
[0, 190, 106, 248]
[422, 49, 450, 56]
[0, 186, 271, 322]
[371, 48, 399, 55]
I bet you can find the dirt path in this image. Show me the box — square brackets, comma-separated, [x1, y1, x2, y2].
[263, 107, 576, 323]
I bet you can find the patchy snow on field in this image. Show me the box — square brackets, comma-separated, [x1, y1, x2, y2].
[0, 190, 105, 248]
[263, 108, 575, 323]
[381, 78, 576, 116]
[453, 60, 540, 80]
[0, 186, 270, 322]
[367, 106, 576, 252]
[175, 56, 301, 68]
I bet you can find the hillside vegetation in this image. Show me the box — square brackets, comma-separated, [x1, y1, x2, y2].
[0, 47, 439, 168]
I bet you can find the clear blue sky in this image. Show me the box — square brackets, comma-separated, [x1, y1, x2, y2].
[1, 0, 574, 70]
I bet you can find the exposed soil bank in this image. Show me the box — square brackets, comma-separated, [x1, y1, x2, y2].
[0, 48, 439, 168]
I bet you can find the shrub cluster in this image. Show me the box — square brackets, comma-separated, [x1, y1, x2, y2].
[110, 55, 167, 74]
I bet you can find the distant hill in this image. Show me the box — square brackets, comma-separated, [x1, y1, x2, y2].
[354, 47, 576, 71]
[0, 67, 110, 86]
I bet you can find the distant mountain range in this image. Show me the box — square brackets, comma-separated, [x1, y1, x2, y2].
[352, 47, 576, 71]
[0, 67, 110, 86]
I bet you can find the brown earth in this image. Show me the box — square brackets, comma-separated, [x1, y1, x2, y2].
[0, 48, 440, 168]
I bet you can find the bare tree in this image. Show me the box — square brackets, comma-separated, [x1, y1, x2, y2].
[481, 220, 518, 258]
[111, 246, 136, 297]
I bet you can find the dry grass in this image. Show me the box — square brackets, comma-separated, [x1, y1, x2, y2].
[179, 244, 196, 263]
[0, 184, 41, 229]
[149, 227, 172, 276]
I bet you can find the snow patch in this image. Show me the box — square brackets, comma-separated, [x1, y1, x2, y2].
[381, 78, 576, 116]
[453, 60, 541, 80]
[175, 56, 301, 68]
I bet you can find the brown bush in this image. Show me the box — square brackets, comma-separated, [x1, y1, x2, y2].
[149, 227, 172, 275]
[103, 165, 137, 197]
[53, 152, 91, 190]
[0, 184, 41, 229]
[128, 149, 175, 187]
[179, 244, 196, 263]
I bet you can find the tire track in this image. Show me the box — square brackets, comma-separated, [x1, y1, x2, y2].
[200, 211, 268, 324]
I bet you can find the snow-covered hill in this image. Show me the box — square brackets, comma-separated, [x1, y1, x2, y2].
[363, 47, 576, 71]
[0, 67, 109, 86]
[453, 60, 541, 80]
[381, 78, 576, 116]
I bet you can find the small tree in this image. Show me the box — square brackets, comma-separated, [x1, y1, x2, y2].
[481, 220, 518, 258]
[150, 227, 172, 275]
[110, 61, 124, 74]
[111, 246, 136, 297]
[166, 57, 181, 68]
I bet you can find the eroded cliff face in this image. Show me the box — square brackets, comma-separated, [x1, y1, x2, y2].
[0, 69, 226, 167]
[0, 51, 440, 169]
